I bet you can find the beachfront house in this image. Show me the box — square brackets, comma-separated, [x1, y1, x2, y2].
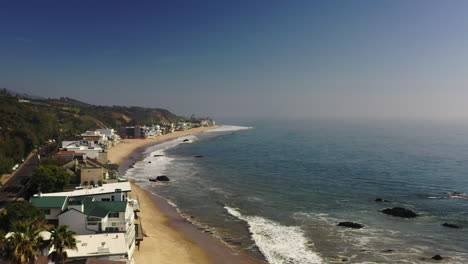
[30, 182, 137, 258]
[61, 141, 105, 160]
[30, 196, 69, 226]
[59, 157, 120, 186]
[67, 233, 132, 263]
[36, 182, 132, 202]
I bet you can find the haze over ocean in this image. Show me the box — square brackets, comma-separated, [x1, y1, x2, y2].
[127, 121, 468, 263]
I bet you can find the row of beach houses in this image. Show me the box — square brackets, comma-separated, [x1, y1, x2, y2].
[23, 119, 215, 263]
[31, 128, 137, 263]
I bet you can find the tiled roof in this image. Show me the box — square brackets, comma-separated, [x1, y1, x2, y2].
[30, 196, 68, 208]
[58, 151, 85, 155]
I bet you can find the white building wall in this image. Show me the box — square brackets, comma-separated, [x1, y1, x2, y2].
[59, 210, 93, 235]
[44, 208, 62, 221]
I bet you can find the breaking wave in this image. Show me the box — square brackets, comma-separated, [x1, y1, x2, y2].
[225, 206, 323, 264]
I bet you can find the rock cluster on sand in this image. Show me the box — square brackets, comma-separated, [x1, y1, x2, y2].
[381, 207, 418, 218]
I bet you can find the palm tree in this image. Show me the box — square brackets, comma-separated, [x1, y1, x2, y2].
[48, 225, 77, 264]
[6, 221, 45, 264]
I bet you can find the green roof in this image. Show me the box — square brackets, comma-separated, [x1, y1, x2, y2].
[83, 200, 127, 218]
[31, 196, 127, 218]
[30, 196, 68, 209]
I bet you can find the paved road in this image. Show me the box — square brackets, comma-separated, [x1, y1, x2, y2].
[0, 152, 39, 211]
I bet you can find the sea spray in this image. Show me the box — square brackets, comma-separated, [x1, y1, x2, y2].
[225, 206, 324, 264]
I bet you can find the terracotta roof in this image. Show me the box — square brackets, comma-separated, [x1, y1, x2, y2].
[84, 137, 100, 140]
[58, 151, 85, 155]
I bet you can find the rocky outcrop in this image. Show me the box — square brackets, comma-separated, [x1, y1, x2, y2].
[194, 155, 204, 158]
[156, 175, 170, 181]
[337, 222, 364, 229]
[381, 207, 418, 218]
[183, 139, 190, 142]
[442, 223, 460, 228]
[154, 154, 164, 157]
[375, 198, 391, 202]
[432, 255, 443, 260]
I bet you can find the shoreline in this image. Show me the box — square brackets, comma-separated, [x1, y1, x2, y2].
[108, 126, 265, 264]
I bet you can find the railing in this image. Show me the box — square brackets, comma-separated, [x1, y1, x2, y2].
[127, 195, 140, 211]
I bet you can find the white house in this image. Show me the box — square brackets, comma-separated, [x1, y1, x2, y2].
[68, 233, 132, 263]
[36, 182, 132, 202]
[30, 182, 137, 257]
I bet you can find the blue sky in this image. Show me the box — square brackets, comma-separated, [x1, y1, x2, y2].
[1, 0, 468, 121]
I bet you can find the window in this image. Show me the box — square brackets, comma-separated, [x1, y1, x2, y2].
[101, 198, 110, 202]
[105, 227, 119, 232]
[43, 209, 51, 215]
[87, 216, 100, 225]
[108, 212, 119, 218]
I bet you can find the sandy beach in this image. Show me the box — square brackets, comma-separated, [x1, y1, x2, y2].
[129, 183, 212, 264]
[108, 126, 264, 264]
[108, 126, 221, 165]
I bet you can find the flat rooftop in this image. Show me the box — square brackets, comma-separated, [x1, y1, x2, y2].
[67, 233, 128, 259]
[34, 182, 131, 198]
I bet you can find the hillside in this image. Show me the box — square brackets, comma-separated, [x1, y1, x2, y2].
[0, 89, 185, 173]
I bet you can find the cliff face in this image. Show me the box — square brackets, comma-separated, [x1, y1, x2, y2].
[0, 90, 184, 171]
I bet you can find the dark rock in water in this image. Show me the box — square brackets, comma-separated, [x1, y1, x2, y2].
[375, 198, 391, 202]
[154, 154, 164, 157]
[194, 155, 204, 158]
[337, 222, 364, 229]
[149, 178, 157, 182]
[381, 207, 418, 218]
[442, 223, 460, 228]
[148, 161, 151, 163]
[382, 249, 395, 253]
[156, 175, 170, 181]
[432, 255, 443, 260]
[341, 258, 348, 262]
[183, 139, 190, 142]
[129, 165, 134, 168]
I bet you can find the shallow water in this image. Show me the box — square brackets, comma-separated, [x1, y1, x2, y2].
[126, 121, 468, 264]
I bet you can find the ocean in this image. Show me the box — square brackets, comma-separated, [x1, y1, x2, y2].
[125, 120, 468, 264]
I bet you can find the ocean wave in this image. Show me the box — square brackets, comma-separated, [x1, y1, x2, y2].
[225, 206, 324, 264]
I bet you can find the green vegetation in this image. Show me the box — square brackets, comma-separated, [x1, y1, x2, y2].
[0, 201, 45, 232]
[31, 165, 71, 194]
[0, 157, 14, 175]
[0, 91, 58, 173]
[48, 225, 77, 264]
[0, 220, 76, 264]
[2, 221, 47, 264]
[0, 89, 184, 172]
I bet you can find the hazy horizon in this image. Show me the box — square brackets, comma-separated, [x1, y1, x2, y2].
[2, 1, 468, 121]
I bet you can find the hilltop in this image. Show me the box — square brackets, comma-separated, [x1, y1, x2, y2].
[0, 89, 185, 173]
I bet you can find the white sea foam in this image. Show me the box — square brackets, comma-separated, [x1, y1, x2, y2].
[125, 135, 199, 180]
[225, 206, 324, 264]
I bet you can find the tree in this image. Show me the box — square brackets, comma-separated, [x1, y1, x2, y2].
[31, 165, 70, 193]
[0, 201, 45, 232]
[48, 225, 77, 264]
[4, 221, 46, 264]
[0, 157, 14, 174]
